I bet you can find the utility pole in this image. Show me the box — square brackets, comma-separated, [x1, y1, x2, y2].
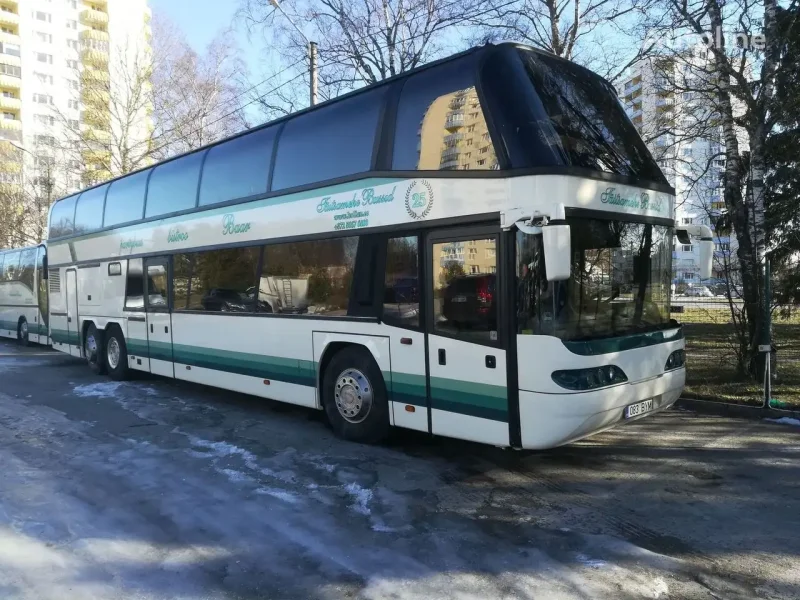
[269, 0, 317, 106]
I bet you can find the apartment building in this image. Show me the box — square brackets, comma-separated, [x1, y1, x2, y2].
[0, 0, 151, 207]
[618, 48, 740, 285]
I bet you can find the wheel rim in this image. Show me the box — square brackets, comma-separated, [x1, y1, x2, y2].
[107, 337, 121, 369]
[20, 321, 27, 339]
[334, 368, 373, 424]
[85, 333, 97, 361]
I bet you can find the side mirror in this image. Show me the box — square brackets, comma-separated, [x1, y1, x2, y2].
[698, 239, 713, 279]
[542, 224, 571, 281]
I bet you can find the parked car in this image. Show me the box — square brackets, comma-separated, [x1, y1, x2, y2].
[684, 285, 715, 297]
[201, 288, 257, 312]
[442, 274, 496, 329]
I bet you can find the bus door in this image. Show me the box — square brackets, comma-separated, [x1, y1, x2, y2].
[65, 269, 81, 357]
[36, 246, 48, 344]
[425, 228, 510, 446]
[144, 257, 174, 378]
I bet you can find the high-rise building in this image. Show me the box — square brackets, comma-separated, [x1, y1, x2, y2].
[0, 0, 151, 211]
[618, 48, 742, 285]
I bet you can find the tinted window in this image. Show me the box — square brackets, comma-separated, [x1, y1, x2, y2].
[105, 169, 150, 226]
[187, 247, 260, 312]
[432, 238, 497, 343]
[74, 184, 108, 233]
[49, 195, 78, 238]
[518, 50, 666, 182]
[272, 88, 386, 190]
[37, 248, 48, 326]
[125, 258, 144, 310]
[392, 58, 498, 170]
[19, 248, 36, 291]
[199, 127, 276, 206]
[145, 151, 205, 218]
[172, 254, 192, 310]
[384, 236, 419, 327]
[261, 237, 358, 316]
[2, 251, 19, 281]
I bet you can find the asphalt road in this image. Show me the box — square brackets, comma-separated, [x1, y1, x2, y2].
[0, 339, 798, 599]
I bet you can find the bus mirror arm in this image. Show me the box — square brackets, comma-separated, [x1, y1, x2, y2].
[676, 224, 714, 280]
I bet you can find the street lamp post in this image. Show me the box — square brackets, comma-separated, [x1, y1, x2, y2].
[269, 0, 317, 106]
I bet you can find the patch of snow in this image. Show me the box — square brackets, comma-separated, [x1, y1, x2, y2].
[575, 553, 606, 569]
[766, 417, 800, 427]
[344, 482, 373, 515]
[651, 577, 669, 598]
[72, 382, 125, 398]
[187, 435, 258, 462]
[255, 487, 299, 504]
[370, 520, 398, 533]
[216, 468, 254, 484]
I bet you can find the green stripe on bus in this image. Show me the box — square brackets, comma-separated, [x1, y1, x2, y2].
[51, 328, 79, 345]
[430, 376, 508, 422]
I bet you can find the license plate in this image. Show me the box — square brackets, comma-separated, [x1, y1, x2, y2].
[452, 295, 467, 303]
[625, 398, 654, 419]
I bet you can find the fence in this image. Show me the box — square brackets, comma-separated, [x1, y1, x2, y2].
[675, 271, 800, 411]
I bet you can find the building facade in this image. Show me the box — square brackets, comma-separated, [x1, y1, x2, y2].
[618, 48, 740, 287]
[0, 0, 151, 239]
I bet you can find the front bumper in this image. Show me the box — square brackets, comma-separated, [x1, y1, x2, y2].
[518, 367, 685, 449]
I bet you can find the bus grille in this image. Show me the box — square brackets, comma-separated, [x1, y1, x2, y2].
[48, 269, 60, 293]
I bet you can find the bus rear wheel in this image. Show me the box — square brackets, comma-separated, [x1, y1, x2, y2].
[105, 325, 130, 381]
[322, 347, 390, 444]
[17, 318, 28, 347]
[85, 323, 106, 375]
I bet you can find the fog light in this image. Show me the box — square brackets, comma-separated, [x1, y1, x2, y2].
[551, 365, 628, 391]
[665, 349, 685, 371]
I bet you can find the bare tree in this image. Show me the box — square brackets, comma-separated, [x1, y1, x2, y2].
[469, 0, 656, 82]
[239, 0, 489, 117]
[642, 0, 800, 377]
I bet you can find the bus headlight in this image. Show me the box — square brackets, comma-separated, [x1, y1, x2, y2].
[551, 366, 628, 391]
[665, 350, 685, 371]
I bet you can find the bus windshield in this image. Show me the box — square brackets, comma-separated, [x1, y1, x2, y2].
[517, 217, 673, 341]
[518, 49, 666, 184]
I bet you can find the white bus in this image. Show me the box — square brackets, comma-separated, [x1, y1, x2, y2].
[0, 244, 49, 346]
[44, 44, 712, 449]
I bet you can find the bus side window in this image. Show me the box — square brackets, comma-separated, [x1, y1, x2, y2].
[125, 259, 144, 310]
[383, 236, 420, 328]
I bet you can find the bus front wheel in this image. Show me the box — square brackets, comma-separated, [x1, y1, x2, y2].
[17, 318, 29, 347]
[85, 323, 106, 375]
[105, 325, 130, 381]
[322, 347, 390, 444]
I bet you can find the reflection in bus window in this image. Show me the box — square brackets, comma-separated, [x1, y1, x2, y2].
[432, 239, 497, 342]
[261, 238, 358, 316]
[384, 236, 419, 327]
[19, 249, 36, 292]
[125, 259, 144, 310]
[186, 248, 260, 312]
[146, 263, 168, 308]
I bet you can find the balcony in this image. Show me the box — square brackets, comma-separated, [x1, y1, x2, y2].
[444, 111, 464, 130]
[82, 86, 110, 106]
[0, 31, 19, 46]
[0, 10, 18, 29]
[443, 132, 463, 145]
[80, 8, 109, 27]
[82, 68, 110, 85]
[81, 47, 108, 66]
[440, 158, 460, 170]
[0, 157, 20, 173]
[80, 29, 109, 43]
[82, 126, 111, 144]
[0, 94, 19, 110]
[82, 108, 111, 129]
[440, 147, 460, 161]
[449, 96, 467, 110]
[0, 117, 20, 131]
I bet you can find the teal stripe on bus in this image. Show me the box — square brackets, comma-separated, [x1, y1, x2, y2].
[51, 328, 79, 346]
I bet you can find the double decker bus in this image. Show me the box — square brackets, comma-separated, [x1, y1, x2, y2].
[43, 43, 712, 449]
[0, 244, 49, 346]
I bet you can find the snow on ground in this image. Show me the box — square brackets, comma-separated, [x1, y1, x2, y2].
[766, 417, 800, 427]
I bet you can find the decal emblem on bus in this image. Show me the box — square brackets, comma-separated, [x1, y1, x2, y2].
[222, 214, 252, 235]
[600, 187, 664, 214]
[167, 228, 189, 243]
[405, 180, 434, 220]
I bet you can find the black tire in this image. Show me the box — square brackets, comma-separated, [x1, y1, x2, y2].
[105, 325, 130, 381]
[17, 318, 29, 346]
[322, 346, 390, 444]
[85, 323, 106, 375]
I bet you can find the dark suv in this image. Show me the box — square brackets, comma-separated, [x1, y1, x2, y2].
[442, 274, 496, 329]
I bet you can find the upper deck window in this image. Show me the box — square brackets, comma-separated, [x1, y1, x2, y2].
[49, 194, 78, 238]
[517, 49, 666, 183]
[145, 151, 205, 218]
[271, 86, 387, 191]
[199, 126, 276, 206]
[74, 183, 108, 233]
[393, 57, 498, 171]
[105, 169, 150, 227]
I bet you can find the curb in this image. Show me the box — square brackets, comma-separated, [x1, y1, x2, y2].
[675, 397, 800, 421]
